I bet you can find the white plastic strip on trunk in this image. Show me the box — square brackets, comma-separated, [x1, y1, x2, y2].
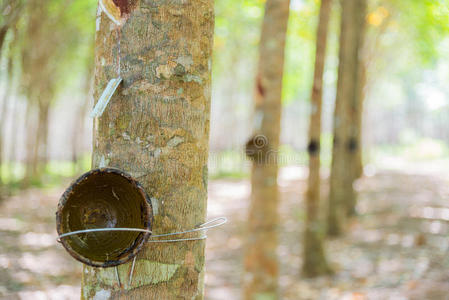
[90, 77, 122, 118]
[98, 0, 122, 26]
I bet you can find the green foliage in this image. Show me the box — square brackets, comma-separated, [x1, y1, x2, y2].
[210, 0, 449, 136]
[379, 0, 449, 65]
[213, 0, 324, 104]
[1, 0, 448, 178]
[213, 0, 263, 93]
[283, 0, 318, 103]
[9, 0, 96, 103]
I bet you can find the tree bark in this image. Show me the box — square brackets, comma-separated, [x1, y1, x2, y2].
[346, 0, 367, 215]
[81, 1, 214, 299]
[353, 62, 366, 179]
[36, 98, 50, 175]
[21, 0, 72, 184]
[0, 26, 8, 58]
[72, 96, 88, 173]
[25, 97, 50, 183]
[6, 87, 18, 181]
[72, 63, 93, 174]
[0, 55, 13, 188]
[23, 102, 36, 187]
[0, 0, 24, 58]
[21, 0, 46, 186]
[302, 0, 332, 277]
[327, 0, 359, 236]
[243, 0, 290, 298]
[5, 27, 19, 181]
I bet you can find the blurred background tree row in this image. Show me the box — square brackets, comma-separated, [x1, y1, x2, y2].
[0, 0, 96, 192]
[1, 0, 449, 299]
[0, 0, 448, 192]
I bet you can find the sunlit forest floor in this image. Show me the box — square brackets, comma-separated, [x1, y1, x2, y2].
[1, 166, 449, 300]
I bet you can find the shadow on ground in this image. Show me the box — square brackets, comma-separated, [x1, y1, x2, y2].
[1, 167, 449, 299]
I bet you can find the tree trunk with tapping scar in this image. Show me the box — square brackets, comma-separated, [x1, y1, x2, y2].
[327, 0, 357, 236]
[328, 0, 366, 235]
[302, 0, 332, 277]
[81, 0, 214, 299]
[346, 0, 367, 216]
[353, 63, 366, 180]
[243, 0, 290, 298]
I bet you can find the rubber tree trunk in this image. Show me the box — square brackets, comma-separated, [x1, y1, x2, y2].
[0, 0, 23, 58]
[28, 107, 41, 183]
[25, 97, 50, 183]
[81, 1, 214, 299]
[0, 26, 7, 55]
[0, 84, 9, 187]
[21, 0, 49, 186]
[23, 102, 36, 187]
[23, 101, 51, 186]
[327, 0, 358, 237]
[353, 62, 366, 180]
[36, 98, 50, 176]
[302, 0, 332, 277]
[5, 28, 19, 181]
[71, 94, 88, 173]
[6, 89, 18, 181]
[0, 56, 12, 188]
[346, 0, 367, 216]
[243, 0, 290, 298]
[72, 65, 93, 174]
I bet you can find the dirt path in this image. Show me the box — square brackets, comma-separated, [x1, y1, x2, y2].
[1, 168, 449, 299]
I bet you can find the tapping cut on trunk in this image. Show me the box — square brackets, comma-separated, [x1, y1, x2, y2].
[303, 0, 333, 277]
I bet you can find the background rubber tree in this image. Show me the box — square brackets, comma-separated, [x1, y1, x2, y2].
[81, 0, 214, 299]
[346, 0, 368, 216]
[0, 0, 23, 57]
[327, 0, 359, 236]
[20, 0, 94, 186]
[243, 0, 290, 298]
[0, 38, 13, 195]
[21, 0, 62, 185]
[0, 0, 23, 195]
[302, 0, 333, 277]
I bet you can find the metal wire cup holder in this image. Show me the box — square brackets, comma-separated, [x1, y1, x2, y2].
[57, 217, 227, 243]
[56, 168, 154, 268]
[56, 168, 227, 271]
[57, 216, 227, 287]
